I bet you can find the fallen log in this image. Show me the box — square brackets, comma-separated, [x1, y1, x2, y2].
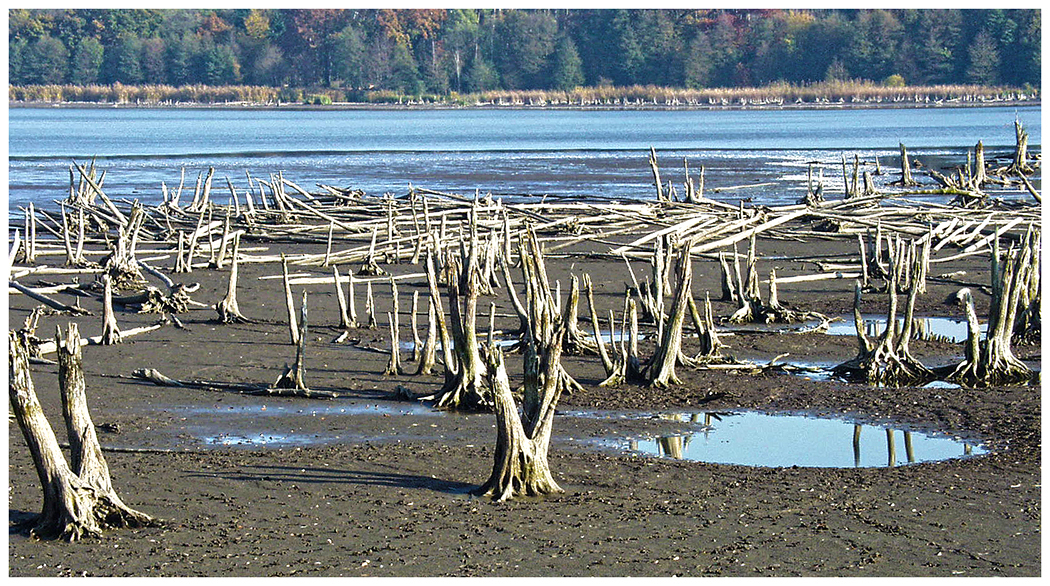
[9, 280, 93, 315]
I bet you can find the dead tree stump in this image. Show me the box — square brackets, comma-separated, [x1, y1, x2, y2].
[995, 118, 1035, 178]
[646, 243, 694, 388]
[100, 274, 122, 345]
[726, 235, 826, 324]
[832, 236, 935, 386]
[281, 254, 300, 344]
[215, 234, 249, 323]
[415, 300, 439, 375]
[1013, 227, 1041, 344]
[686, 292, 728, 365]
[563, 274, 598, 356]
[583, 274, 615, 378]
[474, 229, 576, 501]
[275, 291, 310, 392]
[9, 327, 153, 541]
[383, 278, 403, 376]
[474, 336, 565, 502]
[425, 237, 489, 410]
[891, 143, 920, 187]
[946, 229, 1037, 386]
[101, 203, 148, 290]
[332, 266, 355, 342]
[648, 146, 665, 202]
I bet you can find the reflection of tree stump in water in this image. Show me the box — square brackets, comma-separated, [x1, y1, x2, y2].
[658, 436, 687, 460]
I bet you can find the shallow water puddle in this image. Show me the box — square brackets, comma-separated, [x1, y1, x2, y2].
[825, 315, 981, 344]
[204, 432, 308, 447]
[585, 410, 988, 468]
[180, 402, 444, 448]
[176, 402, 441, 418]
[180, 401, 987, 468]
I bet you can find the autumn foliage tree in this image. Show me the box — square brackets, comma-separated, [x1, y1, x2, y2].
[8, 9, 1042, 94]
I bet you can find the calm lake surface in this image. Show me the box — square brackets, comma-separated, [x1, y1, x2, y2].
[8, 105, 1040, 213]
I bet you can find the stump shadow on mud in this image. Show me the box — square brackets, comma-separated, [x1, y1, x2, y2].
[196, 464, 476, 495]
[8, 509, 37, 530]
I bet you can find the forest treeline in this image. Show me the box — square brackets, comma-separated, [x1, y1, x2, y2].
[9, 8, 1041, 101]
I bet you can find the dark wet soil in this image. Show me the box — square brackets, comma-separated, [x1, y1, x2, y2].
[8, 232, 1040, 576]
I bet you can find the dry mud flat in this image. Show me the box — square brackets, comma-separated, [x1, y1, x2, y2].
[8, 232, 1040, 577]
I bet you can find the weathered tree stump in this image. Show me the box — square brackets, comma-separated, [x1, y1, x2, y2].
[383, 278, 403, 376]
[946, 229, 1037, 386]
[424, 237, 490, 410]
[331, 266, 355, 342]
[646, 244, 694, 388]
[415, 300, 439, 376]
[9, 326, 153, 541]
[100, 274, 122, 345]
[685, 292, 729, 365]
[357, 227, 386, 276]
[100, 202, 148, 290]
[1012, 227, 1040, 344]
[995, 118, 1035, 178]
[832, 236, 935, 387]
[474, 229, 576, 501]
[563, 274, 598, 356]
[583, 274, 615, 377]
[726, 235, 826, 325]
[215, 234, 249, 323]
[891, 143, 920, 187]
[474, 338, 565, 502]
[648, 146, 665, 202]
[275, 291, 310, 392]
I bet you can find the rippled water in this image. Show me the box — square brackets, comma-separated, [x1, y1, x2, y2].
[9, 105, 1039, 212]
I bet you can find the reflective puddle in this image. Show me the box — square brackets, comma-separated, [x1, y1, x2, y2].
[587, 410, 987, 467]
[180, 401, 988, 468]
[204, 432, 307, 447]
[176, 402, 441, 418]
[825, 315, 981, 344]
[179, 402, 443, 448]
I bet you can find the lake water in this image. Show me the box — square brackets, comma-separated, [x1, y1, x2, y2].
[8, 105, 1040, 214]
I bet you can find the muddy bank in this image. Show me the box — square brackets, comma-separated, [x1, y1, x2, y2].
[8, 233, 1040, 576]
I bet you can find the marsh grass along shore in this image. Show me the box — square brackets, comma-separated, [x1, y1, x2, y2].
[9, 81, 1039, 110]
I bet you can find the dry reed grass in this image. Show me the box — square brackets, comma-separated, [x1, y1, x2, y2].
[9, 81, 1037, 108]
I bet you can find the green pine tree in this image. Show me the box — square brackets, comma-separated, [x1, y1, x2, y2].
[966, 30, 1001, 85]
[70, 38, 104, 85]
[550, 34, 584, 90]
[466, 56, 499, 92]
[390, 41, 422, 94]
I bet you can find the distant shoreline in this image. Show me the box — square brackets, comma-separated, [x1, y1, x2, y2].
[8, 99, 1040, 112]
